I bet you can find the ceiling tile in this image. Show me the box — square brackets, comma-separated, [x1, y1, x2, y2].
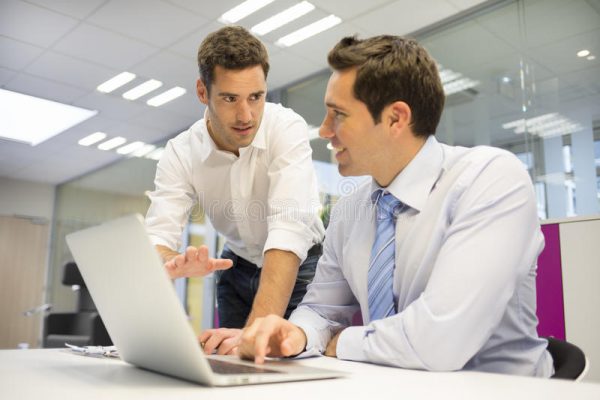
[132, 50, 197, 89]
[0, 66, 18, 85]
[87, 0, 207, 47]
[156, 92, 204, 120]
[0, 36, 44, 70]
[165, 0, 255, 20]
[312, 0, 394, 20]
[268, 51, 321, 90]
[25, 0, 106, 19]
[168, 21, 227, 58]
[25, 50, 115, 90]
[0, 0, 79, 47]
[130, 108, 197, 137]
[107, 121, 167, 144]
[285, 21, 369, 66]
[352, 0, 458, 36]
[4, 72, 89, 104]
[74, 91, 148, 121]
[53, 23, 158, 70]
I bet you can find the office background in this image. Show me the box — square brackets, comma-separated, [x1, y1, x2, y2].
[1, 0, 599, 381]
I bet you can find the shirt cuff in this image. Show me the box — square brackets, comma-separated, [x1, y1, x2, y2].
[263, 228, 312, 261]
[147, 234, 174, 250]
[336, 326, 368, 362]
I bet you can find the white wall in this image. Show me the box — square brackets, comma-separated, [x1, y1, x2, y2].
[559, 216, 600, 383]
[0, 177, 55, 220]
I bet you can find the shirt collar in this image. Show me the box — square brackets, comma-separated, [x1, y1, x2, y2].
[193, 106, 268, 161]
[370, 135, 443, 212]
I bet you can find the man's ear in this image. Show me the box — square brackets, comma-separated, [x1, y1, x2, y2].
[196, 78, 209, 105]
[387, 101, 411, 135]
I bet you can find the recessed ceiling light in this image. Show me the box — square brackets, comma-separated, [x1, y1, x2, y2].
[122, 79, 162, 100]
[577, 49, 590, 57]
[116, 141, 146, 155]
[502, 113, 583, 138]
[251, 1, 315, 36]
[131, 144, 156, 157]
[78, 132, 107, 146]
[438, 65, 479, 95]
[0, 88, 97, 146]
[146, 87, 186, 107]
[275, 14, 341, 47]
[97, 72, 136, 93]
[145, 147, 165, 161]
[587, 55, 596, 61]
[98, 136, 127, 150]
[219, 0, 275, 24]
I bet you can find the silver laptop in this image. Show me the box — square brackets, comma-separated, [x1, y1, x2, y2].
[66, 213, 344, 386]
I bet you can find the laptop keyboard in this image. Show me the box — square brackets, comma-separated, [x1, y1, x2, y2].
[208, 358, 282, 375]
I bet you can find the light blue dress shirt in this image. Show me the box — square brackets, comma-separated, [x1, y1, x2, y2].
[290, 136, 554, 377]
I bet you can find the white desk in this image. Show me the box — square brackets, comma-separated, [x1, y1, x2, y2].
[2, 349, 600, 400]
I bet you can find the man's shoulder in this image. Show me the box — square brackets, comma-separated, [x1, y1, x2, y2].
[328, 178, 372, 226]
[442, 143, 520, 172]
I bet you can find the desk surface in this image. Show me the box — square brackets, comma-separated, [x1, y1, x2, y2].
[2, 349, 600, 400]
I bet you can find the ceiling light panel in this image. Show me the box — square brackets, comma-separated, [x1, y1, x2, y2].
[78, 132, 107, 146]
[98, 136, 127, 150]
[146, 87, 186, 107]
[219, 0, 276, 23]
[97, 72, 136, 93]
[122, 79, 162, 100]
[251, 1, 315, 36]
[116, 141, 146, 155]
[0, 88, 97, 146]
[275, 14, 341, 47]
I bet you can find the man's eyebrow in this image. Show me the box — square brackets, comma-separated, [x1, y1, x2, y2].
[216, 90, 266, 97]
[325, 101, 347, 111]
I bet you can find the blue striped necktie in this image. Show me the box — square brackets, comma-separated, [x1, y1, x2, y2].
[368, 190, 402, 321]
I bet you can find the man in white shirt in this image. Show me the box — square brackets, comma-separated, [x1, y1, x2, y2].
[145, 26, 325, 354]
[237, 35, 554, 377]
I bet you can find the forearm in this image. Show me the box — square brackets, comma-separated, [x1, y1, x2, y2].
[246, 249, 300, 326]
[155, 244, 179, 263]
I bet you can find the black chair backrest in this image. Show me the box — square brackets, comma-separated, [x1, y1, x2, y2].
[62, 262, 97, 312]
[546, 337, 586, 380]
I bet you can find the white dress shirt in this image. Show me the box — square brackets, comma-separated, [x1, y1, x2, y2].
[290, 136, 554, 377]
[145, 102, 325, 266]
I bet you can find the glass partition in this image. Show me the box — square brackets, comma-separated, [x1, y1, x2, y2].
[282, 0, 600, 220]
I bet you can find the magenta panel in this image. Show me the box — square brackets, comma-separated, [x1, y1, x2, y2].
[536, 224, 566, 339]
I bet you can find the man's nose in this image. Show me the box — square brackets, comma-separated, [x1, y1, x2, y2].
[237, 101, 252, 123]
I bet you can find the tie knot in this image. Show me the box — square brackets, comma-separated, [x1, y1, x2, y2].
[376, 191, 402, 221]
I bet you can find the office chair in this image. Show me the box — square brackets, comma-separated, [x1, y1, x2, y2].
[545, 336, 588, 381]
[43, 262, 112, 348]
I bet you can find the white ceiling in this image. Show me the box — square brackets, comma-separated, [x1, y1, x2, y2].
[0, 0, 489, 185]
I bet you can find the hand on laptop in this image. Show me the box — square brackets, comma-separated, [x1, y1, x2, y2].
[238, 315, 307, 364]
[164, 245, 233, 279]
[199, 328, 242, 355]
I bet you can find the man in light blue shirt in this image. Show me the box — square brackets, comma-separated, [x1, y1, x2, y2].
[237, 35, 554, 377]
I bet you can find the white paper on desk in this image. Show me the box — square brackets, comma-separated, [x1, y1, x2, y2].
[65, 343, 119, 357]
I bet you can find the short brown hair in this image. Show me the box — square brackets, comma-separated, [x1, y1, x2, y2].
[197, 26, 270, 92]
[328, 36, 444, 137]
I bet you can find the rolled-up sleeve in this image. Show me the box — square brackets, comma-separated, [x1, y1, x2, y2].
[263, 114, 324, 261]
[145, 137, 196, 251]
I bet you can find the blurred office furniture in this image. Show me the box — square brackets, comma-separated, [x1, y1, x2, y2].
[546, 337, 588, 381]
[42, 262, 112, 348]
[536, 216, 600, 382]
